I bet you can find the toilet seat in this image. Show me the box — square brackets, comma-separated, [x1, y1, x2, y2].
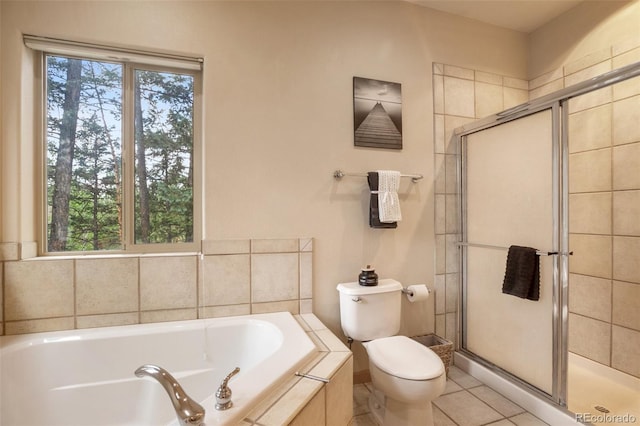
[366, 336, 444, 380]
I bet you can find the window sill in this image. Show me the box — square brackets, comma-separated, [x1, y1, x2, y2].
[24, 251, 201, 261]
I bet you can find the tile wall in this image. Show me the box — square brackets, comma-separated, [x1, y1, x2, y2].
[432, 63, 529, 347]
[434, 38, 640, 378]
[0, 238, 313, 335]
[564, 45, 640, 379]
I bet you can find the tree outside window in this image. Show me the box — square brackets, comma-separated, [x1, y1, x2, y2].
[45, 55, 197, 253]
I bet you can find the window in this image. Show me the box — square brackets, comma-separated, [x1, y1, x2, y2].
[34, 37, 202, 253]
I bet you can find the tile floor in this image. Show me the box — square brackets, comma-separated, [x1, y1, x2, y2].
[352, 365, 550, 426]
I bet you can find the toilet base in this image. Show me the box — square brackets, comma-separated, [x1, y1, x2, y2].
[367, 387, 435, 426]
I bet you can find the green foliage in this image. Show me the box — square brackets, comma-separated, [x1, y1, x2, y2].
[134, 70, 194, 244]
[46, 57, 195, 251]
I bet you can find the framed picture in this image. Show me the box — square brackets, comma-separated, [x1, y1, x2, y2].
[353, 76, 402, 149]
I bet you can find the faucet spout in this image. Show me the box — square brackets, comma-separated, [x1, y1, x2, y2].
[135, 364, 205, 426]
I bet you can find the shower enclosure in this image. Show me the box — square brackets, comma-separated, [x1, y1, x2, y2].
[454, 61, 640, 421]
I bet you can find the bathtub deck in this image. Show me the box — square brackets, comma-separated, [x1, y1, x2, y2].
[240, 313, 353, 425]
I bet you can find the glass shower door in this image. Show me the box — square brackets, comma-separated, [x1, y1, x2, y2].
[461, 108, 557, 396]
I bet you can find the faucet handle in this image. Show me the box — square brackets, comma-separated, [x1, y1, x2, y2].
[215, 367, 240, 411]
[221, 367, 240, 388]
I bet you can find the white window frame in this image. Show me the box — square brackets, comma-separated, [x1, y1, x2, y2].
[28, 36, 203, 255]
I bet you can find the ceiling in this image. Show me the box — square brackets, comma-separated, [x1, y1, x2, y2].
[409, 0, 584, 33]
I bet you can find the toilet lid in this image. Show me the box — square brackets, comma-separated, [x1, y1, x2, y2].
[366, 336, 445, 380]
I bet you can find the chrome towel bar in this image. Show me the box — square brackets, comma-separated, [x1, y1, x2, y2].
[456, 242, 573, 256]
[333, 169, 423, 183]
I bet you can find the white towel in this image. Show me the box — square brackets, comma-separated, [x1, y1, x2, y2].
[376, 170, 402, 223]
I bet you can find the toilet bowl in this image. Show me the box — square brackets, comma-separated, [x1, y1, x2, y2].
[363, 335, 446, 426]
[336, 279, 446, 425]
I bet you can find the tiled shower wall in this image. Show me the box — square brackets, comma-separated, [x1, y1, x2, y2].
[434, 37, 640, 378]
[565, 45, 640, 379]
[0, 238, 313, 335]
[432, 63, 529, 346]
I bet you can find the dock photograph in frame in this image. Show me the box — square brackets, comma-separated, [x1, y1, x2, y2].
[353, 77, 402, 149]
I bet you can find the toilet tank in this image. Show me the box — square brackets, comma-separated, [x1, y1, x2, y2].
[336, 279, 402, 341]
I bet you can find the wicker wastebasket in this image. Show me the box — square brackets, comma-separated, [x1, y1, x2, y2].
[411, 334, 453, 376]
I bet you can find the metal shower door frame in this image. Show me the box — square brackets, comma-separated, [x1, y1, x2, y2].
[456, 102, 565, 405]
[452, 60, 640, 408]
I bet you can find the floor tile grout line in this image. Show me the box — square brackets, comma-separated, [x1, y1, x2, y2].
[436, 387, 506, 414]
[353, 376, 550, 426]
[435, 404, 463, 426]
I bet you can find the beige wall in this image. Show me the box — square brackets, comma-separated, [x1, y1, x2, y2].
[528, 0, 640, 78]
[0, 1, 528, 373]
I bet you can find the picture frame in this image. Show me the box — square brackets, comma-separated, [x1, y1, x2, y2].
[353, 76, 402, 150]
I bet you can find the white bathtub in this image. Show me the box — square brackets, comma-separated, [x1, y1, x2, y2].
[0, 312, 317, 426]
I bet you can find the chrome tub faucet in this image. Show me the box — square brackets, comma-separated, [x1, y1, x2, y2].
[135, 364, 205, 426]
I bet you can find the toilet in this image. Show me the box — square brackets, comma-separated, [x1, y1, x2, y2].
[337, 279, 446, 426]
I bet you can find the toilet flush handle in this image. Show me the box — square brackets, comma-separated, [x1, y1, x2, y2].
[352, 296, 362, 303]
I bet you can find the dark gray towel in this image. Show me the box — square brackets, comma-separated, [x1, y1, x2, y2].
[367, 172, 397, 229]
[502, 245, 540, 301]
